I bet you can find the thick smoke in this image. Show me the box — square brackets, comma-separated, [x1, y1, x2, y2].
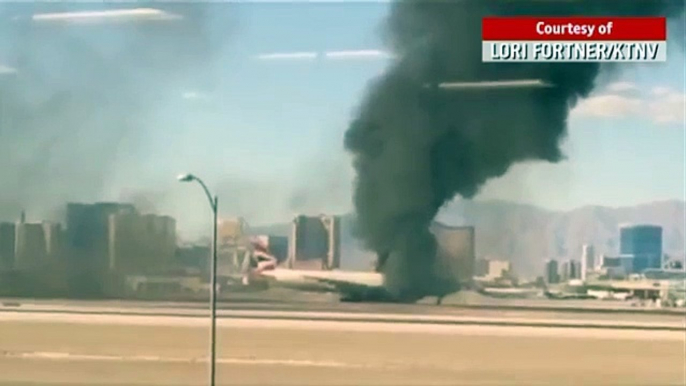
[345, 0, 684, 300]
[0, 3, 237, 221]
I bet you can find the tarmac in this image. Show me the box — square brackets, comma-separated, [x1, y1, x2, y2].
[2, 293, 684, 324]
[4, 287, 684, 314]
[1, 297, 684, 385]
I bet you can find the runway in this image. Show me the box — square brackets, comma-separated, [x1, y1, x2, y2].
[1, 302, 684, 385]
[5, 289, 685, 316]
[3, 296, 684, 326]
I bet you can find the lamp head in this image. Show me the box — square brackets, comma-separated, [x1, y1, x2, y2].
[177, 173, 194, 182]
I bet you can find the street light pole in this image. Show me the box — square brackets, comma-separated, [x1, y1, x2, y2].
[177, 173, 219, 386]
[209, 194, 218, 386]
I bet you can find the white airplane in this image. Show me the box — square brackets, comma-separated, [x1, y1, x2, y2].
[245, 239, 458, 304]
[477, 287, 542, 299]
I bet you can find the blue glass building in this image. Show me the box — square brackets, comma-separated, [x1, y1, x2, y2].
[619, 224, 663, 272]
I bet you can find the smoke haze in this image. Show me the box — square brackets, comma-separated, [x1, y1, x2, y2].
[0, 3, 373, 238]
[345, 0, 684, 299]
[0, 3, 240, 222]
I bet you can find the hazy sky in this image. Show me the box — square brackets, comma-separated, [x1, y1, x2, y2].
[0, 3, 684, 240]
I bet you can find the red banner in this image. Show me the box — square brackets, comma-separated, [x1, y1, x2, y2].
[482, 17, 666, 41]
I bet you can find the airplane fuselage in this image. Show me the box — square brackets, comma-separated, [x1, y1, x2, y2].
[254, 268, 455, 304]
[255, 269, 382, 292]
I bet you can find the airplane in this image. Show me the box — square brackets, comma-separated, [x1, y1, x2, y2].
[245, 239, 459, 304]
[543, 290, 598, 300]
[477, 287, 542, 299]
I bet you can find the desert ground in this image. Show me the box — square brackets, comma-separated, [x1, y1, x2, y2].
[1, 304, 684, 386]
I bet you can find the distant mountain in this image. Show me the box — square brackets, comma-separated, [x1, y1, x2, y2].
[441, 199, 685, 277]
[250, 200, 685, 277]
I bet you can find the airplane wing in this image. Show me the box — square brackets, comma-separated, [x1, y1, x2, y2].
[302, 274, 393, 302]
[301, 275, 379, 293]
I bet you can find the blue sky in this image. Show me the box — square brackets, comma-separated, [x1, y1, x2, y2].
[153, 4, 683, 226]
[483, 42, 685, 210]
[1, 3, 683, 238]
[100, 4, 686, 236]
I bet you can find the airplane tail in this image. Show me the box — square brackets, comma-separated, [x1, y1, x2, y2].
[242, 238, 278, 285]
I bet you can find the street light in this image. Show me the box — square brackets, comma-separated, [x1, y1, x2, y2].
[177, 173, 219, 386]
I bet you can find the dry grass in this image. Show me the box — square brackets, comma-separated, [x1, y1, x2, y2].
[1, 321, 684, 385]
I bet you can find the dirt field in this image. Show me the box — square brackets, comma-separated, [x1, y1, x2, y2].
[1, 315, 684, 386]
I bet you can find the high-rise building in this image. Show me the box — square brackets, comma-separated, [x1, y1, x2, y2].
[559, 260, 581, 281]
[569, 260, 581, 280]
[545, 259, 559, 284]
[602, 255, 634, 278]
[581, 244, 595, 281]
[42, 222, 64, 260]
[14, 222, 47, 270]
[619, 224, 663, 272]
[65, 202, 137, 295]
[0, 222, 16, 271]
[67, 202, 136, 260]
[217, 217, 249, 275]
[218, 217, 248, 246]
[598, 254, 606, 269]
[107, 212, 176, 275]
[475, 258, 510, 278]
[560, 260, 570, 282]
[288, 215, 341, 270]
[430, 223, 476, 287]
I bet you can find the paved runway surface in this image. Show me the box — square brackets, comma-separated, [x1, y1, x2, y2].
[1, 306, 684, 385]
[3, 296, 684, 325]
[5, 290, 685, 315]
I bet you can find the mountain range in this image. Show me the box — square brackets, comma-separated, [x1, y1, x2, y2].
[251, 199, 685, 278]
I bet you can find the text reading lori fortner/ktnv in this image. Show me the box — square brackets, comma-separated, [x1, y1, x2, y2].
[481, 17, 667, 62]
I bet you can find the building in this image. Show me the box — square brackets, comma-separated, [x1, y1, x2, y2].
[42, 222, 64, 259]
[11, 220, 63, 271]
[602, 255, 634, 278]
[287, 215, 341, 270]
[175, 243, 210, 272]
[218, 217, 248, 248]
[607, 279, 672, 301]
[545, 259, 559, 284]
[560, 261, 570, 282]
[107, 212, 177, 275]
[643, 268, 686, 281]
[662, 255, 683, 270]
[0, 211, 70, 297]
[559, 260, 582, 281]
[217, 217, 250, 276]
[581, 244, 595, 280]
[14, 222, 47, 270]
[65, 202, 137, 295]
[619, 224, 663, 272]
[475, 258, 488, 276]
[569, 260, 581, 280]
[0, 222, 15, 271]
[430, 223, 476, 287]
[475, 258, 510, 278]
[67, 202, 136, 265]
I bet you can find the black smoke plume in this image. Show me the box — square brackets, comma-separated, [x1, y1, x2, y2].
[345, 0, 684, 300]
